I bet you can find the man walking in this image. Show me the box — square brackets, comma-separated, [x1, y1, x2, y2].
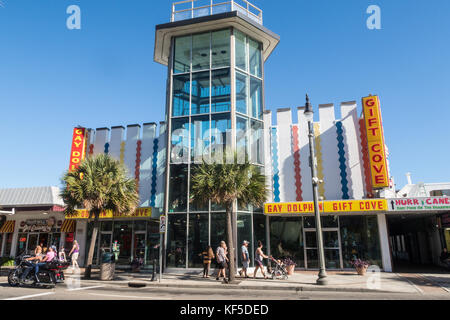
[239, 240, 250, 278]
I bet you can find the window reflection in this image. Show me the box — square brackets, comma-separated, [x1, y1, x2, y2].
[236, 72, 248, 115]
[212, 29, 230, 69]
[188, 213, 209, 268]
[172, 74, 190, 116]
[211, 69, 231, 113]
[249, 38, 262, 78]
[235, 30, 247, 71]
[250, 77, 263, 119]
[174, 35, 191, 74]
[167, 214, 187, 268]
[191, 71, 210, 115]
[168, 165, 188, 212]
[192, 33, 210, 71]
[191, 115, 210, 163]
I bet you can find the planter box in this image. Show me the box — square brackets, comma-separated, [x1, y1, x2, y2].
[356, 266, 368, 276]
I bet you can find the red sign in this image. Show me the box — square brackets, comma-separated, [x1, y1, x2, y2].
[69, 128, 86, 172]
[65, 233, 74, 242]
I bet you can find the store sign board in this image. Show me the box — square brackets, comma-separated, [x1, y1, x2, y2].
[362, 95, 389, 189]
[65, 207, 152, 219]
[388, 197, 450, 212]
[264, 199, 387, 215]
[22, 218, 56, 232]
[69, 127, 86, 172]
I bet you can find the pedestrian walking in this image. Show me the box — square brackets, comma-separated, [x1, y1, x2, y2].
[239, 240, 250, 278]
[200, 246, 215, 278]
[254, 240, 269, 279]
[68, 240, 80, 269]
[58, 246, 67, 262]
[215, 241, 229, 283]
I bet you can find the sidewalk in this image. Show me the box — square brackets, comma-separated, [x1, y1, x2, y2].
[63, 268, 422, 294]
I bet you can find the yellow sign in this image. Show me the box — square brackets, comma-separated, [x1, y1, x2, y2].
[362, 95, 389, 189]
[264, 199, 387, 215]
[66, 207, 152, 219]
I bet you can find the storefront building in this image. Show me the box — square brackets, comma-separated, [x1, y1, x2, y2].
[0, 186, 76, 259]
[57, 1, 450, 272]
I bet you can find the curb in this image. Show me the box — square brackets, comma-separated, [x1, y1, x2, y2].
[75, 278, 406, 294]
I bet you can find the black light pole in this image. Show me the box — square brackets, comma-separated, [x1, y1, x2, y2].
[304, 94, 328, 285]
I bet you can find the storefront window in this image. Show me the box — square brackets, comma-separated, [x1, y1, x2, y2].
[270, 217, 305, 268]
[188, 213, 209, 268]
[4, 233, 13, 257]
[303, 216, 339, 229]
[112, 221, 133, 265]
[237, 213, 253, 268]
[250, 77, 263, 119]
[210, 212, 227, 250]
[191, 115, 210, 162]
[16, 233, 27, 256]
[340, 216, 382, 268]
[146, 221, 160, 266]
[101, 221, 113, 231]
[167, 214, 187, 268]
[253, 214, 267, 266]
[168, 165, 188, 212]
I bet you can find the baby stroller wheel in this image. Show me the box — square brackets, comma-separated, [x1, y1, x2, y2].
[283, 274, 288, 280]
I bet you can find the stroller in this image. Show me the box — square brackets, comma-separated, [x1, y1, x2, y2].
[269, 257, 289, 280]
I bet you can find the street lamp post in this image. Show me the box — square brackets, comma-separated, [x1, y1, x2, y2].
[304, 94, 328, 285]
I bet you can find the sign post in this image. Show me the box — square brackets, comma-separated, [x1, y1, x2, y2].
[159, 215, 166, 282]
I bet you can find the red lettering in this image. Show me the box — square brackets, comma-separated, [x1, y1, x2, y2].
[372, 155, 383, 163]
[369, 127, 379, 136]
[375, 175, 385, 184]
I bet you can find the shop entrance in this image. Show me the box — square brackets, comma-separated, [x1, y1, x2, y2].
[304, 229, 342, 269]
[387, 214, 445, 272]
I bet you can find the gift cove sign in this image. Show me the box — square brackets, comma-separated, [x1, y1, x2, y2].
[388, 197, 450, 212]
[362, 95, 389, 189]
[264, 199, 387, 215]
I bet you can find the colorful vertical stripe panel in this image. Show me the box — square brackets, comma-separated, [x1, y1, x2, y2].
[313, 123, 326, 200]
[104, 142, 110, 154]
[135, 140, 142, 190]
[292, 125, 303, 201]
[271, 128, 281, 203]
[336, 122, 350, 199]
[150, 138, 159, 207]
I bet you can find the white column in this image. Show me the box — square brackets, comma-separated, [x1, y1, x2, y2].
[75, 220, 87, 267]
[263, 110, 273, 202]
[93, 128, 109, 156]
[377, 214, 392, 272]
[276, 108, 295, 202]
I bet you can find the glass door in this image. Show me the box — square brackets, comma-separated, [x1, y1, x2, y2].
[27, 233, 39, 254]
[304, 229, 342, 269]
[133, 233, 146, 261]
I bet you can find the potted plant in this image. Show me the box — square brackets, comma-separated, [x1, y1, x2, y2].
[282, 258, 296, 275]
[350, 259, 370, 275]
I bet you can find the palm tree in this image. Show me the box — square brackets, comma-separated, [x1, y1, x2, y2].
[190, 156, 268, 282]
[60, 154, 139, 278]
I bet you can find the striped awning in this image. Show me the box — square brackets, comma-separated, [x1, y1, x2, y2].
[61, 220, 76, 233]
[0, 221, 15, 233]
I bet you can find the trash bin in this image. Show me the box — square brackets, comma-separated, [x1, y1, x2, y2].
[100, 252, 115, 280]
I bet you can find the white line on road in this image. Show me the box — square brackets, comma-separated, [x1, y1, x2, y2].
[66, 285, 105, 291]
[87, 293, 171, 300]
[4, 292, 55, 300]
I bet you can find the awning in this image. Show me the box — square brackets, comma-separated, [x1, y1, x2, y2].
[61, 220, 76, 233]
[0, 221, 15, 233]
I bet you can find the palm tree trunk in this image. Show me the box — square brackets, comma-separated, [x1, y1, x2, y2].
[226, 203, 235, 282]
[85, 212, 99, 278]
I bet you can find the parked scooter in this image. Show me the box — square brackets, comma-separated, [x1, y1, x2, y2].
[8, 254, 68, 288]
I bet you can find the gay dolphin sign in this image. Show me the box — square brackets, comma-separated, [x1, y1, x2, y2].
[362, 95, 389, 189]
[68, 127, 86, 172]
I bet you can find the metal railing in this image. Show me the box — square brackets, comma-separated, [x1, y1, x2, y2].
[171, 0, 263, 25]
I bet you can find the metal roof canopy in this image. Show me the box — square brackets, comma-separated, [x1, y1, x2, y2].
[154, 11, 280, 66]
[0, 186, 64, 208]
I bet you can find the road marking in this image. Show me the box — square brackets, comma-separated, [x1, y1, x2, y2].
[66, 285, 105, 291]
[4, 292, 55, 300]
[419, 275, 450, 293]
[395, 273, 424, 294]
[87, 293, 171, 300]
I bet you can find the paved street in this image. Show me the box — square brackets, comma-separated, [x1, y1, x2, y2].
[0, 273, 449, 300]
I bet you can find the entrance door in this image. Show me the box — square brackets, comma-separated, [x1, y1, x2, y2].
[113, 221, 132, 265]
[133, 233, 146, 261]
[304, 229, 342, 269]
[27, 233, 39, 254]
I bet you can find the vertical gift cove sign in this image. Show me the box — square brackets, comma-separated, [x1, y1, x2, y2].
[69, 128, 86, 172]
[362, 95, 389, 189]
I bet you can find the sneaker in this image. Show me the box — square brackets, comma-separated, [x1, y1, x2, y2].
[239, 270, 243, 277]
[216, 277, 220, 281]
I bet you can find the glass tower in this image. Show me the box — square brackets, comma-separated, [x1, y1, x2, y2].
[154, 1, 279, 269]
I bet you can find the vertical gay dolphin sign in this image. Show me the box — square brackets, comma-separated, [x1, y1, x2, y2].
[362, 95, 389, 189]
[69, 127, 86, 172]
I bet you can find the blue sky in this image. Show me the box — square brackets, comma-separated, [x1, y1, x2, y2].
[0, 0, 449, 190]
